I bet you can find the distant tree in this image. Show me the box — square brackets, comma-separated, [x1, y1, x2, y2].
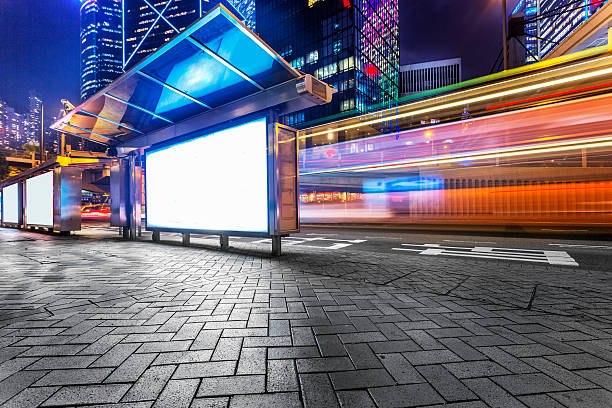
[0, 151, 9, 181]
[22, 142, 39, 154]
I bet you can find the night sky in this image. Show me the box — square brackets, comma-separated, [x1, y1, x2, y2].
[0, 0, 520, 115]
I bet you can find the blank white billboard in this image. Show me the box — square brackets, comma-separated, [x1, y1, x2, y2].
[26, 171, 54, 227]
[2, 183, 19, 224]
[146, 117, 269, 233]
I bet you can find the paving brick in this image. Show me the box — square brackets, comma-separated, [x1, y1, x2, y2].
[444, 360, 511, 378]
[230, 392, 302, 408]
[549, 389, 612, 408]
[197, 375, 265, 397]
[477, 346, 536, 374]
[296, 357, 354, 373]
[191, 397, 230, 408]
[522, 357, 596, 389]
[27, 355, 98, 370]
[299, 373, 340, 408]
[105, 353, 157, 383]
[268, 346, 320, 359]
[518, 394, 566, 408]
[336, 390, 376, 408]
[41, 384, 130, 406]
[153, 378, 198, 408]
[123, 365, 175, 402]
[379, 353, 424, 384]
[153, 350, 213, 365]
[211, 337, 243, 361]
[237, 347, 267, 375]
[492, 373, 568, 395]
[0, 370, 48, 405]
[329, 369, 395, 390]
[463, 378, 526, 408]
[267, 359, 299, 392]
[1, 386, 60, 408]
[369, 383, 444, 408]
[546, 353, 612, 370]
[173, 361, 236, 379]
[315, 335, 347, 357]
[35, 367, 113, 386]
[0, 358, 39, 382]
[91, 343, 140, 367]
[417, 365, 477, 401]
[440, 338, 486, 361]
[403, 349, 463, 365]
[344, 343, 382, 369]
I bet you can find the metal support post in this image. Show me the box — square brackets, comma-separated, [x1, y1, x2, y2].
[182, 233, 190, 246]
[122, 226, 129, 239]
[220, 234, 229, 250]
[272, 236, 281, 256]
[152, 231, 160, 242]
[138, 226, 142, 237]
[127, 154, 142, 240]
[502, 0, 508, 71]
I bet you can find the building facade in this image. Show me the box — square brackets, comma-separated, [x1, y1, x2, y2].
[513, 0, 609, 63]
[123, 0, 256, 70]
[0, 100, 26, 149]
[257, 0, 400, 130]
[25, 91, 42, 146]
[80, 0, 124, 101]
[399, 58, 461, 96]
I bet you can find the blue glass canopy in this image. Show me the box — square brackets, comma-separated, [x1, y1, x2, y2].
[51, 4, 301, 146]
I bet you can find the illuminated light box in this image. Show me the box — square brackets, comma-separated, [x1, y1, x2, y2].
[26, 171, 54, 227]
[145, 117, 299, 236]
[1, 183, 20, 224]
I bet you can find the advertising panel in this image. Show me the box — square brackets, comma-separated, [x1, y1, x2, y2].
[2, 183, 19, 224]
[26, 171, 54, 227]
[146, 117, 269, 233]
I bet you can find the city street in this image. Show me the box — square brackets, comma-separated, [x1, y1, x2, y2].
[1, 225, 612, 407]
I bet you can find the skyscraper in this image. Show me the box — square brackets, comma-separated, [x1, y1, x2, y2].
[80, 0, 123, 101]
[123, 0, 256, 70]
[513, 0, 609, 63]
[26, 91, 42, 145]
[257, 0, 399, 130]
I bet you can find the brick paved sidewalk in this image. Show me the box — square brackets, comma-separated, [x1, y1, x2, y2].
[1, 227, 612, 407]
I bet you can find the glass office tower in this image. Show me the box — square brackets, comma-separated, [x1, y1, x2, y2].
[123, 0, 256, 69]
[514, 0, 609, 63]
[257, 0, 399, 131]
[80, 0, 123, 101]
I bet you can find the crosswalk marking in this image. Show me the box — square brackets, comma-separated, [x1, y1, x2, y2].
[250, 236, 367, 250]
[393, 243, 578, 266]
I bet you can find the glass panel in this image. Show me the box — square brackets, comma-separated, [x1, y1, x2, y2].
[190, 12, 296, 89]
[141, 39, 259, 108]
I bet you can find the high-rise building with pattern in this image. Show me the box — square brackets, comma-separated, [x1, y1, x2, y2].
[123, 0, 256, 69]
[512, 0, 608, 63]
[257, 0, 399, 131]
[80, 0, 124, 101]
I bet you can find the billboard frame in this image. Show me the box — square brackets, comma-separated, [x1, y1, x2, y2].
[142, 112, 299, 243]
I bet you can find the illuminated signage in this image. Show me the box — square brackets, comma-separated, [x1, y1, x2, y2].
[2, 184, 19, 224]
[26, 172, 54, 227]
[145, 117, 269, 233]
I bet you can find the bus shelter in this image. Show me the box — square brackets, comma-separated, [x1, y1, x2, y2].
[0, 159, 83, 233]
[50, 5, 334, 255]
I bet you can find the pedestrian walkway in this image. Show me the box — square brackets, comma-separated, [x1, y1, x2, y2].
[1, 226, 611, 407]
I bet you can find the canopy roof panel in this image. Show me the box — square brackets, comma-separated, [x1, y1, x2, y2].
[51, 4, 301, 146]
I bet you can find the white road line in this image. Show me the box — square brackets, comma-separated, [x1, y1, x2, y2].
[393, 243, 578, 266]
[549, 243, 612, 250]
[444, 240, 497, 244]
